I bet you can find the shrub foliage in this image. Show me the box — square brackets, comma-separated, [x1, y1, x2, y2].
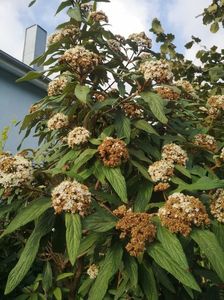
[1, 0, 224, 299]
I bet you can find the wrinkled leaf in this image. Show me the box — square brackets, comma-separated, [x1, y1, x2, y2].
[65, 213, 82, 265]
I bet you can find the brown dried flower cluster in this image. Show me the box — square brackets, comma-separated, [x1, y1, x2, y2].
[107, 39, 121, 52]
[158, 193, 210, 236]
[210, 189, 224, 223]
[193, 133, 217, 152]
[51, 180, 91, 215]
[47, 113, 69, 130]
[93, 92, 107, 102]
[87, 264, 99, 279]
[29, 103, 40, 114]
[48, 25, 80, 45]
[154, 182, 170, 192]
[207, 95, 224, 110]
[122, 102, 144, 119]
[128, 32, 152, 48]
[48, 75, 68, 97]
[148, 160, 174, 183]
[175, 80, 194, 94]
[206, 95, 224, 117]
[114, 206, 156, 257]
[98, 137, 129, 167]
[90, 11, 108, 23]
[161, 143, 188, 166]
[59, 46, 100, 75]
[0, 153, 33, 190]
[67, 127, 90, 148]
[155, 86, 180, 101]
[139, 59, 173, 83]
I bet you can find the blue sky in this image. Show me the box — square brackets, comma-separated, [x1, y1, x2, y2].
[0, 0, 223, 63]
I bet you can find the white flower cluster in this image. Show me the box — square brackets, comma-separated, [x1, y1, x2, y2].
[148, 160, 174, 183]
[158, 192, 210, 236]
[48, 75, 68, 97]
[193, 133, 217, 152]
[139, 59, 173, 83]
[48, 25, 80, 45]
[47, 113, 69, 130]
[128, 32, 152, 48]
[220, 147, 224, 160]
[87, 264, 99, 279]
[51, 180, 91, 215]
[67, 127, 90, 148]
[210, 189, 224, 223]
[175, 80, 194, 94]
[80, 3, 93, 11]
[0, 153, 33, 190]
[59, 46, 100, 75]
[90, 10, 108, 23]
[161, 143, 188, 166]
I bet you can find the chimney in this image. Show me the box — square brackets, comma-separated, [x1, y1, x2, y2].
[22, 24, 47, 71]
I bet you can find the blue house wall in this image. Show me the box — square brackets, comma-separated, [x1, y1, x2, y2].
[0, 51, 48, 153]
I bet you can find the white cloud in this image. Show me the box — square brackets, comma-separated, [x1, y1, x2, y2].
[0, 0, 31, 60]
[166, 0, 224, 62]
[0, 0, 63, 61]
[99, 0, 160, 37]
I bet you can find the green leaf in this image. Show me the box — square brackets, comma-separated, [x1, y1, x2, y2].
[210, 21, 219, 33]
[191, 229, 224, 281]
[133, 119, 159, 136]
[209, 65, 224, 82]
[72, 148, 97, 172]
[131, 160, 151, 180]
[83, 204, 117, 232]
[134, 183, 153, 212]
[185, 41, 194, 49]
[147, 243, 201, 291]
[1, 198, 51, 238]
[156, 223, 189, 269]
[117, 81, 125, 96]
[152, 263, 175, 293]
[42, 262, 52, 292]
[16, 71, 44, 83]
[212, 220, 224, 250]
[75, 84, 91, 103]
[53, 287, 62, 300]
[151, 18, 164, 34]
[56, 149, 81, 169]
[124, 255, 138, 288]
[0, 201, 22, 219]
[56, 273, 74, 281]
[5, 211, 54, 294]
[28, 0, 37, 7]
[175, 165, 191, 179]
[55, 0, 71, 15]
[115, 113, 131, 143]
[67, 7, 82, 21]
[78, 233, 101, 255]
[139, 264, 158, 300]
[103, 167, 128, 203]
[141, 92, 168, 124]
[65, 213, 82, 266]
[89, 243, 123, 300]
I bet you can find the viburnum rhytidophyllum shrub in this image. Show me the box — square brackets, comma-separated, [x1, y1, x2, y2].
[2, 0, 224, 299]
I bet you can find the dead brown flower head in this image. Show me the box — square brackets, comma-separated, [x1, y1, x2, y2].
[114, 206, 156, 257]
[98, 137, 129, 167]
